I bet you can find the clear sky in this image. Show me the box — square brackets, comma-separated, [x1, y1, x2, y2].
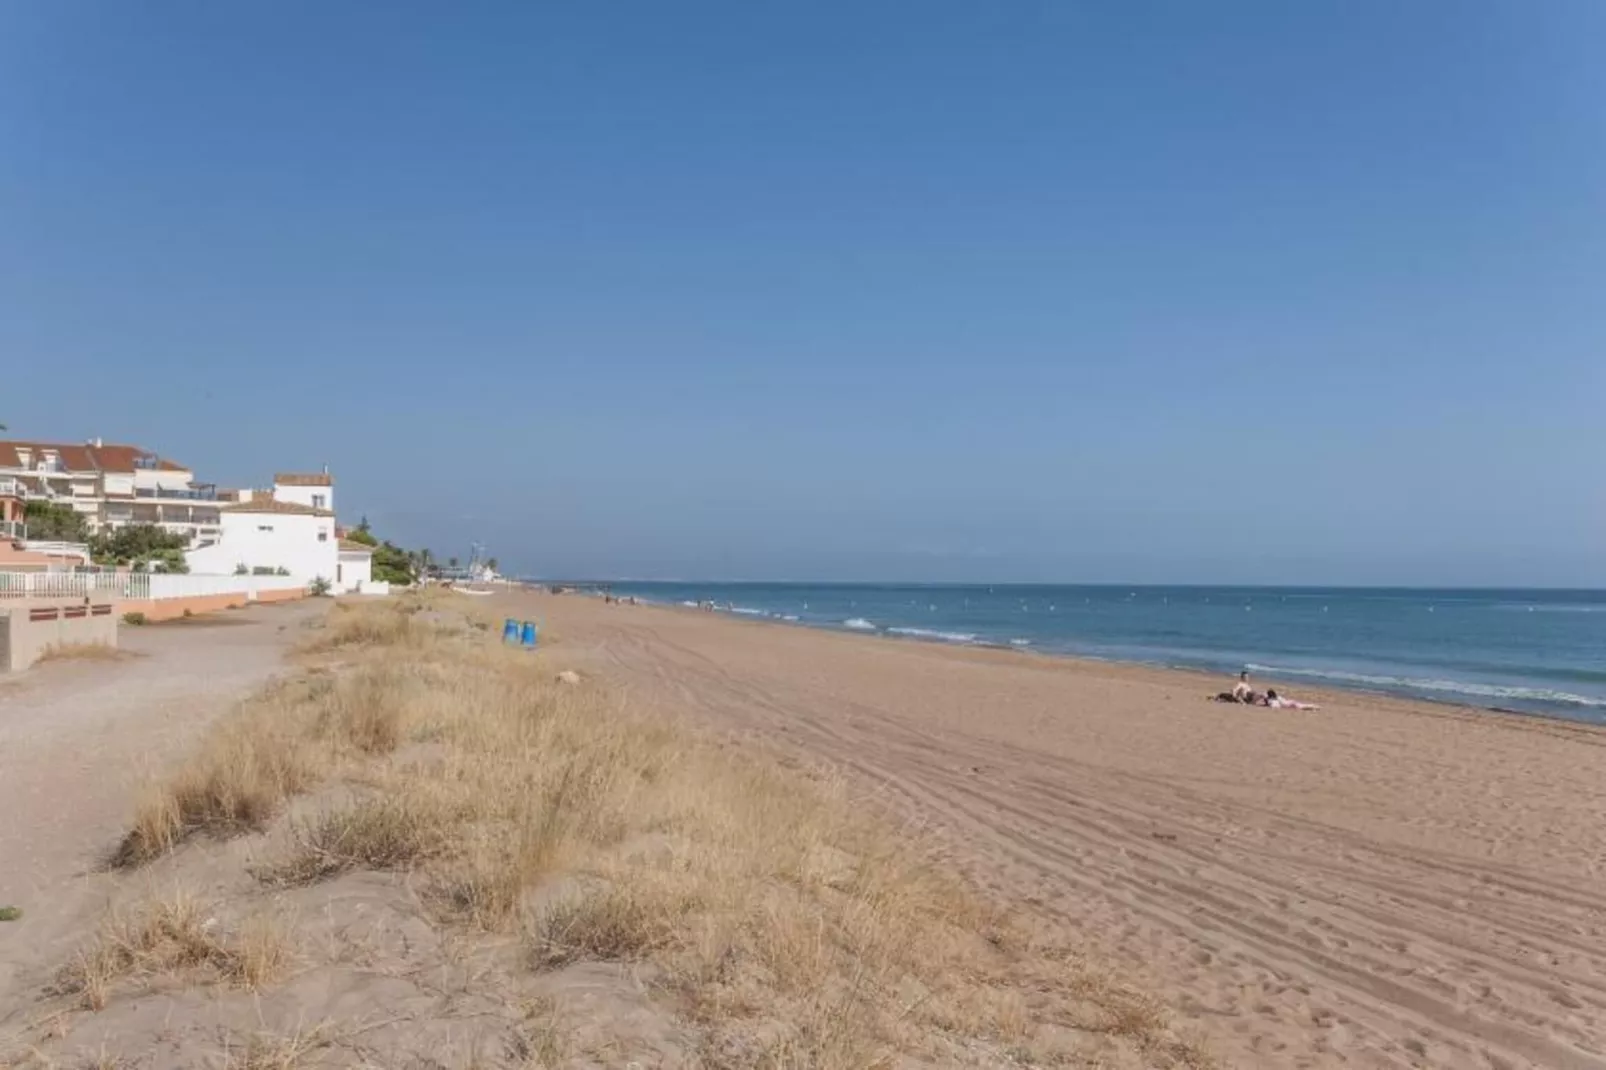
[3, 2, 1602, 585]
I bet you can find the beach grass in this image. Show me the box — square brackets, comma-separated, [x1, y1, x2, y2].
[95, 594, 1209, 1068]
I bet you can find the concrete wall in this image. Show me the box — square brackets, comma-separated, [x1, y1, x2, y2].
[120, 583, 309, 622]
[120, 593, 243, 623]
[0, 597, 118, 673]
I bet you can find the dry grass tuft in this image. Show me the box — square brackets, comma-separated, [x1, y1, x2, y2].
[112, 690, 323, 867]
[54, 890, 293, 1010]
[218, 1023, 333, 1070]
[297, 600, 423, 653]
[259, 794, 449, 885]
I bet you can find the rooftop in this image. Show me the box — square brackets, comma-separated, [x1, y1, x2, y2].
[221, 500, 335, 518]
[338, 538, 374, 554]
[275, 472, 333, 487]
[0, 439, 189, 475]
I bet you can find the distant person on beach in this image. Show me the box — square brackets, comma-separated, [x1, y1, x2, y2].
[1210, 671, 1258, 704]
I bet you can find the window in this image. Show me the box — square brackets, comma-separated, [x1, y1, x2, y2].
[258, 525, 274, 533]
[318, 529, 328, 542]
[312, 494, 327, 509]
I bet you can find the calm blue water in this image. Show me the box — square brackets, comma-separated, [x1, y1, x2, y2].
[595, 583, 1606, 723]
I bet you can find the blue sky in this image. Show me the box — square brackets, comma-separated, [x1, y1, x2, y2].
[3, 2, 1602, 584]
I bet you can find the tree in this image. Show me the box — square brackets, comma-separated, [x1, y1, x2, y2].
[23, 501, 90, 542]
[448, 556, 459, 569]
[91, 524, 190, 573]
[345, 526, 378, 548]
[486, 557, 499, 573]
[371, 540, 416, 585]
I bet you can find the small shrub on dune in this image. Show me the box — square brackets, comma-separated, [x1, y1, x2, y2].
[298, 602, 420, 654]
[113, 705, 321, 867]
[261, 794, 450, 886]
[54, 891, 292, 1010]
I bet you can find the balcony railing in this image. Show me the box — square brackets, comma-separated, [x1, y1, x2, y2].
[134, 486, 219, 501]
[1, 520, 25, 540]
[0, 478, 22, 498]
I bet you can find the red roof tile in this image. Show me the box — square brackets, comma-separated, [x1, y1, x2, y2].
[0, 439, 188, 474]
[275, 472, 333, 486]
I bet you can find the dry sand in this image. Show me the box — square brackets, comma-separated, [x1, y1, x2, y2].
[0, 602, 325, 1011]
[500, 591, 1606, 1070]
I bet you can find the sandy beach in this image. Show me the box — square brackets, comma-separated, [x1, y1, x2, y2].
[502, 590, 1606, 1070]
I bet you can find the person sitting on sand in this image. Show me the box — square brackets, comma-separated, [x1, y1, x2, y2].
[1210, 671, 1257, 703]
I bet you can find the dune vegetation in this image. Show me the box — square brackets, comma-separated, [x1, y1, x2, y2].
[12, 594, 1208, 1068]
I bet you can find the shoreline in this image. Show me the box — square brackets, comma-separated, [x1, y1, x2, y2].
[570, 588, 1606, 735]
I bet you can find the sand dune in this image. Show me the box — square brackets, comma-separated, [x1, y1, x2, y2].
[523, 592, 1606, 1070]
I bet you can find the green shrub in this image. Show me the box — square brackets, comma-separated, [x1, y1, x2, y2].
[123, 612, 147, 626]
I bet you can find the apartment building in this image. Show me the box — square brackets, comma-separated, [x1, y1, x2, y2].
[0, 438, 223, 544]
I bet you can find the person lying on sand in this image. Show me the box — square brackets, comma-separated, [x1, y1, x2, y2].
[1262, 688, 1320, 711]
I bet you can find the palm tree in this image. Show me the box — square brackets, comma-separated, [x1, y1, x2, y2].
[486, 556, 499, 573]
[448, 556, 460, 569]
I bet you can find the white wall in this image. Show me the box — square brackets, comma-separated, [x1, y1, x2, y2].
[274, 482, 335, 514]
[134, 468, 195, 494]
[185, 511, 338, 584]
[336, 549, 372, 593]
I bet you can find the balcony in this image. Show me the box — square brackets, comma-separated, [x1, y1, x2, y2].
[1, 519, 25, 540]
[0, 478, 21, 499]
[133, 485, 218, 501]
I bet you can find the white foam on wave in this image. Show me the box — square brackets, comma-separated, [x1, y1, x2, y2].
[781, 614, 800, 622]
[679, 600, 699, 607]
[1009, 638, 1033, 647]
[1494, 603, 1602, 613]
[730, 606, 768, 616]
[886, 626, 978, 644]
[842, 618, 876, 631]
[1245, 663, 1606, 708]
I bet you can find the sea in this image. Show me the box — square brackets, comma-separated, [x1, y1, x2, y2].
[595, 583, 1606, 724]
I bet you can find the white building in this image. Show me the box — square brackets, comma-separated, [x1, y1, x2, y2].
[186, 499, 337, 582]
[0, 438, 224, 544]
[183, 470, 386, 594]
